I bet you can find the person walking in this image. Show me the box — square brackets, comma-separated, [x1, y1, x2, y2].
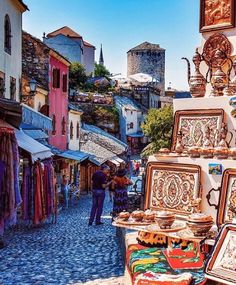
[88, 164, 113, 226]
[112, 169, 133, 219]
[61, 174, 69, 209]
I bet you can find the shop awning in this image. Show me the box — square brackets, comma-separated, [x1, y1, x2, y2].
[23, 129, 48, 139]
[127, 133, 144, 138]
[0, 98, 22, 127]
[21, 104, 52, 131]
[115, 157, 125, 163]
[109, 158, 120, 166]
[57, 150, 89, 162]
[109, 157, 125, 166]
[15, 130, 53, 161]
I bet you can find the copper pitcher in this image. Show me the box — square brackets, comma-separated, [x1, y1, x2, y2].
[182, 48, 206, 98]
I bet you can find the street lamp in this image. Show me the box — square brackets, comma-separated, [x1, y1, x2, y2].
[29, 78, 37, 94]
[21, 78, 37, 104]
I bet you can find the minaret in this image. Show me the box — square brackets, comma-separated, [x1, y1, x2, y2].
[99, 44, 104, 66]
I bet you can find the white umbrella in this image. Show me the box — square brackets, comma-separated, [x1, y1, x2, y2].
[129, 73, 159, 84]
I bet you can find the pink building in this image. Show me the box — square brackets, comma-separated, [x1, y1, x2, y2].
[49, 51, 70, 150]
[22, 32, 70, 151]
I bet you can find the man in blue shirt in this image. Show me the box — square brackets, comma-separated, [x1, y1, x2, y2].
[88, 164, 113, 225]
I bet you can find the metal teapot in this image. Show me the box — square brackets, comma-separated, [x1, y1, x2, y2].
[182, 48, 206, 98]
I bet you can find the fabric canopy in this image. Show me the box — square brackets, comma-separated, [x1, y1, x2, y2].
[129, 73, 159, 84]
[22, 104, 52, 131]
[127, 133, 144, 138]
[23, 129, 48, 140]
[15, 130, 53, 161]
[57, 150, 89, 162]
[109, 158, 120, 166]
[115, 157, 125, 163]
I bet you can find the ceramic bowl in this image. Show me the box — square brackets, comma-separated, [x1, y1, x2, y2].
[131, 209, 144, 221]
[155, 211, 175, 229]
[118, 211, 130, 221]
[187, 213, 213, 237]
[143, 210, 156, 222]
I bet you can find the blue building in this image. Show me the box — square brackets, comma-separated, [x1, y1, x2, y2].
[44, 26, 95, 75]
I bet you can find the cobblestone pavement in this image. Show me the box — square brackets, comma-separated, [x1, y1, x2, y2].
[0, 195, 125, 285]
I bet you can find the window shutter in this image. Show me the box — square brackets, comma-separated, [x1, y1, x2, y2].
[62, 74, 67, 92]
[57, 69, 60, 88]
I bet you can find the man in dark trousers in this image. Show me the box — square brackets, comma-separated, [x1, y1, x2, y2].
[88, 164, 113, 225]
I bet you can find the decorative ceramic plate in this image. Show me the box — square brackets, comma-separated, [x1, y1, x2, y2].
[175, 229, 207, 240]
[145, 221, 186, 233]
[114, 218, 154, 226]
[144, 162, 202, 217]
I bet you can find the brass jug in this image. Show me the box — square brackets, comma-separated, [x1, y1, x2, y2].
[210, 49, 229, 96]
[182, 49, 206, 98]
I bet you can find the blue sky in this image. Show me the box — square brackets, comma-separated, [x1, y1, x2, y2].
[23, 0, 201, 90]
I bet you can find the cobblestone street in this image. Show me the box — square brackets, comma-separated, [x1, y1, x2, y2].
[0, 195, 125, 285]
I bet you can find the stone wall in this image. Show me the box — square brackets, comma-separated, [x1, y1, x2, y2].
[22, 32, 50, 90]
[127, 49, 165, 96]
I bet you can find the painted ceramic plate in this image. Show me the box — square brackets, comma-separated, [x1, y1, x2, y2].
[145, 221, 186, 233]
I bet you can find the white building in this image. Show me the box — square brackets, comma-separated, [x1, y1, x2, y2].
[68, 103, 83, 151]
[0, 0, 28, 101]
[115, 95, 147, 154]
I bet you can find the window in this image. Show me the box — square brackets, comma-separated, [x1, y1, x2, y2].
[52, 68, 60, 88]
[70, 121, 74, 139]
[10, 77, 16, 100]
[130, 122, 134, 129]
[0, 72, 5, 98]
[52, 114, 56, 135]
[76, 121, 80, 139]
[4, 15, 11, 54]
[62, 116, 66, 135]
[62, 74, 67, 92]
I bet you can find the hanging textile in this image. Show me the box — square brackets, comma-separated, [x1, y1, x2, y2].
[0, 127, 20, 235]
[21, 158, 57, 225]
[21, 166, 32, 221]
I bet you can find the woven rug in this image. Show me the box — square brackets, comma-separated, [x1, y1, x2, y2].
[126, 243, 206, 285]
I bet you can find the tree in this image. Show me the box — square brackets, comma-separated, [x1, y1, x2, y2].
[141, 105, 173, 156]
[94, 63, 110, 77]
[69, 62, 87, 89]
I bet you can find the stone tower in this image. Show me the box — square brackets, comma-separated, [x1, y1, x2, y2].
[127, 41, 165, 96]
[99, 44, 104, 66]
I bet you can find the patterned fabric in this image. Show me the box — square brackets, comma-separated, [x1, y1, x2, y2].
[0, 128, 20, 235]
[134, 271, 193, 285]
[112, 176, 129, 214]
[126, 244, 206, 285]
[21, 158, 56, 225]
[113, 188, 128, 214]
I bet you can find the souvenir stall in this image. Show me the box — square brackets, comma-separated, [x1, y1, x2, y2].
[0, 126, 21, 237]
[79, 159, 99, 193]
[54, 150, 89, 205]
[15, 130, 57, 225]
[113, 1, 236, 284]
